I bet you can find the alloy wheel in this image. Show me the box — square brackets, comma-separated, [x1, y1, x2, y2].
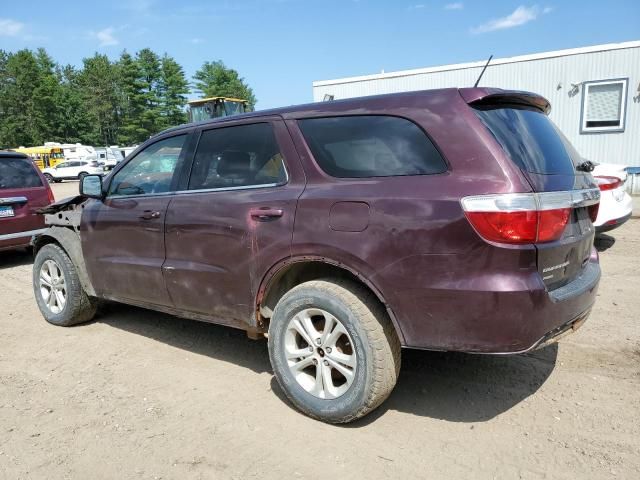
[284, 308, 356, 399]
[39, 259, 67, 314]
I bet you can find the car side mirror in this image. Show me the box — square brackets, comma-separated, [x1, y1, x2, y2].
[80, 174, 103, 199]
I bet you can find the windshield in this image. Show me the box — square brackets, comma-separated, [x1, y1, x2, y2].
[474, 106, 579, 175]
[190, 105, 211, 122]
[223, 101, 245, 116]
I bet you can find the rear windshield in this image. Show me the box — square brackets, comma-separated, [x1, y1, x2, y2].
[0, 158, 43, 189]
[474, 106, 579, 175]
[299, 115, 447, 178]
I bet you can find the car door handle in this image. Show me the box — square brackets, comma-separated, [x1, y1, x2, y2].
[250, 208, 283, 221]
[139, 210, 161, 220]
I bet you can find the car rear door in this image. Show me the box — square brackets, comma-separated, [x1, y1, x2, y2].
[163, 118, 305, 328]
[82, 132, 193, 306]
[0, 155, 51, 244]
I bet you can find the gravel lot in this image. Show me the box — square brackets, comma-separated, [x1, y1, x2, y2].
[0, 181, 638, 479]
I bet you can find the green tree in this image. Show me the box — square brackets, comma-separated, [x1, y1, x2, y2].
[33, 48, 62, 142]
[158, 54, 189, 128]
[54, 65, 90, 143]
[0, 49, 42, 147]
[193, 60, 256, 109]
[79, 53, 120, 145]
[136, 48, 163, 136]
[116, 51, 147, 144]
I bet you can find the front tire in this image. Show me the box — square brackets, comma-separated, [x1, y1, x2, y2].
[268, 279, 401, 423]
[33, 244, 97, 327]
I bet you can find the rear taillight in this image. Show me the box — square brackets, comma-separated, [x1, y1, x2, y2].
[46, 185, 55, 204]
[588, 204, 599, 222]
[461, 189, 600, 245]
[594, 175, 622, 191]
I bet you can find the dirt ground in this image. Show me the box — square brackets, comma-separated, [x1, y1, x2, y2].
[0, 181, 638, 479]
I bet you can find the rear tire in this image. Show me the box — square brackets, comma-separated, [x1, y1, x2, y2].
[33, 244, 97, 327]
[268, 279, 401, 423]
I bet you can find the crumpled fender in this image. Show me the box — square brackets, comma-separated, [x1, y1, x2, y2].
[33, 226, 95, 296]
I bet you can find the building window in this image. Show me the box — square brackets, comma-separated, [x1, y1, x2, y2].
[581, 79, 628, 133]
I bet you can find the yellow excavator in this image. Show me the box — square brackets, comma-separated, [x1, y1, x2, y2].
[188, 97, 250, 122]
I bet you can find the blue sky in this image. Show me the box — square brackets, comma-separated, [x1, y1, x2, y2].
[1, 1, 639, 109]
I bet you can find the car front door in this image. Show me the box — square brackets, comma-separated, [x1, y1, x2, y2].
[82, 133, 192, 306]
[163, 119, 305, 328]
[53, 162, 72, 179]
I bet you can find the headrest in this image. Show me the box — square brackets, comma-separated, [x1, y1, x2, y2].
[218, 151, 250, 176]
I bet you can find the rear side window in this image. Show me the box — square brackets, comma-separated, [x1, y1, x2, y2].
[298, 116, 447, 178]
[474, 106, 578, 175]
[188, 123, 287, 190]
[0, 158, 43, 189]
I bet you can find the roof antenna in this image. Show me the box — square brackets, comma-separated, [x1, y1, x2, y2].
[474, 55, 493, 88]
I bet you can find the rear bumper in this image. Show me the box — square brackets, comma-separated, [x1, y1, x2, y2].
[595, 212, 631, 233]
[386, 257, 600, 353]
[0, 228, 47, 251]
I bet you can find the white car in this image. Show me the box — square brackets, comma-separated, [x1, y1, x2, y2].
[592, 163, 633, 233]
[42, 160, 105, 183]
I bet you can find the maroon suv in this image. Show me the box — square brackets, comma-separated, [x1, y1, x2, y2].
[32, 88, 601, 423]
[0, 152, 54, 252]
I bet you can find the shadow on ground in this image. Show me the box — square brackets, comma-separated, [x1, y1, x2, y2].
[100, 302, 557, 424]
[594, 233, 616, 252]
[0, 248, 33, 270]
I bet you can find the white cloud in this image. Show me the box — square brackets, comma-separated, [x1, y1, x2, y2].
[190, 38, 204, 44]
[445, 3, 464, 10]
[408, 4, 426, 10]
[94, 27, 119, 46]
[0, 18, 25, 37]
[543, 6, 554, 14]
[471, 5, 545, 34]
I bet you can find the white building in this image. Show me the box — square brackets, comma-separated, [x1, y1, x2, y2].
[313, 41, 640, 168]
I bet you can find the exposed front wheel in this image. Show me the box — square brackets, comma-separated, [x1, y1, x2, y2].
[33, 244, 97, 327]
[268, 279, 401, 423]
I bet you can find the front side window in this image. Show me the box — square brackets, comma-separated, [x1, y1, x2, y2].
[108, 134, 187, 197]
[581, 79, 628, 133]
[188, 123, 287, 190]
[298, 115, 447, 178]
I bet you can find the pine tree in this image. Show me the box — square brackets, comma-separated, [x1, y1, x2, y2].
[0, 50, 42, 147]
[116, 51, 147, 144]
[158, 54, 189, 128]
[193, 60, 257, 109]
[79, 53, 120, 146]
[136, 48, 163, 136]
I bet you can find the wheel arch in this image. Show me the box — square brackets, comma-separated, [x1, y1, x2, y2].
[33, 227, 96, 296]
[256, 256, 406, 345]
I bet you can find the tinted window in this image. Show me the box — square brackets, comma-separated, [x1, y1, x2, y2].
[0, 158, 43, 189]
[108, 135, 187, 196]
[474, 106, 577, 175]
[298, 116, 446, 178]
[188, 123, 287, 190]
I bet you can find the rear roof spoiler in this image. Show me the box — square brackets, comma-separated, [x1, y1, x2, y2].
[459, 88, 551, 114]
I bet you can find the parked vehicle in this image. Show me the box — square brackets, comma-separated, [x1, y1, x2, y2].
[591, 163, 633, 232]
[31, 88, 601, 423]
[11, 146, 65, 170]
[0, 152, 54, 252]
[95, 147, 124, 169]
[41, 160, 105, 183]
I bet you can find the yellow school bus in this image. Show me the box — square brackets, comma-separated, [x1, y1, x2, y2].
[12, 146, 65, 170]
